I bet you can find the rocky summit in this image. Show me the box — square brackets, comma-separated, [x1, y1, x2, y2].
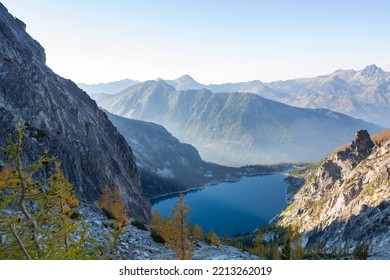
[0, 4, 150, 221]
[278, 130, 390, 259]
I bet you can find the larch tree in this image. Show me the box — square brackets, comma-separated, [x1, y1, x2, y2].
[166, 193, 193, 260]
[0, 122, 91, 259]
[250, 228, 266, 258]
[207, 228, 221, 247]
[193, 224, 204, 240]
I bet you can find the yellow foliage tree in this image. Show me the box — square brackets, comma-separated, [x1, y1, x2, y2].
[165, 194, 193, 260]
[250, 229, 266, 258]
[0, 122, 91, 259]
[193, 224, 204, 240]
[151, 210, 162, 229]
[96, 185, 128, 229]
[207, 228, 221, 247]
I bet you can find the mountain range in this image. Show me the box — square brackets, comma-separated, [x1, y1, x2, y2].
[93, 80, 382, 166]
[78, 79, 138, 95]
[80, 66, 390, 128]
[0, 4, 150, 221]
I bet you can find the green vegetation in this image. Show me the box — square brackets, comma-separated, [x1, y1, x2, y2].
[352, 242, 370, 260]
[131, 220, 148, 231]
[0, 122, 131, 260]
[225, 223, 371, 260]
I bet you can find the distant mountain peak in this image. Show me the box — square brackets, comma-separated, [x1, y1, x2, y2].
[165, 75, 204, 91]
[175, 75, 197, 82]
[361, 64, 383, 77]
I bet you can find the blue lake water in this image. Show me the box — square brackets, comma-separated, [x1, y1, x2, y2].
[151, 171, 289, 237]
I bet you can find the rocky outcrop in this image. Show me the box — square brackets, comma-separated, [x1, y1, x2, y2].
[0, 4, 150, 221]
[279, 130, 390, 258]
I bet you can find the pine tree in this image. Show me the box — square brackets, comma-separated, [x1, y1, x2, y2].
[352, 242, 369, 260]
[281, 227, 294, 260]
[280, 226, 304, 260]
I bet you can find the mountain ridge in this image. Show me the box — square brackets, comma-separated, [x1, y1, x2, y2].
[80, 65, 390, 127]
[93, 79, 382, 166]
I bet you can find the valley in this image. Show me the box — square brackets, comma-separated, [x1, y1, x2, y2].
[106, 111, 290, 198]
[1, 1, 389, 261]
[91, 80, 382, 166]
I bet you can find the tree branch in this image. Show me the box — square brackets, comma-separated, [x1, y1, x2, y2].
[10, 222, 31, 260]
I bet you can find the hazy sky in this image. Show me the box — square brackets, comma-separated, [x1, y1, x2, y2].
[2, 0, 390, 84]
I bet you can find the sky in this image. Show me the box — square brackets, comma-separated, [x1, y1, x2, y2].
[2, 0, 390, 84]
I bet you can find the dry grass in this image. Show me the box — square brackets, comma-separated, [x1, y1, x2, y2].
[372, 129, 390, 145]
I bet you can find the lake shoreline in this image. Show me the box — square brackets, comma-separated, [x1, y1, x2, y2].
[149, 165, 293, 202]
[151, 168, 294, 237]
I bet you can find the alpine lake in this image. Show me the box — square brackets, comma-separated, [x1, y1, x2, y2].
[151, 170, 290, 237]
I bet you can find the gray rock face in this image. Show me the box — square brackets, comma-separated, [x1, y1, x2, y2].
[93, 80, 382, 166]
[0, 4, 150, 221]
[336, 130, 375, 169]
[279, 130, 390, 258]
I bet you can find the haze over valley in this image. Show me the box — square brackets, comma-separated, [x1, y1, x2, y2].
[1, 1, 390, 261]
[89, 79, 382, 166]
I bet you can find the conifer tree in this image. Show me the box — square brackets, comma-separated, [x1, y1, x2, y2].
[272, 244, 281, 260]
[291, 229, 304, 260]
[158, 216, 174, 242]
[165, 193, 193, 260]
[207, 228, 221, 247]
[281, 227, 293, 260]
[193, 224, 204, 240]
[250, 229, 266, 258]
[281, 226, 304, 260]
[352, 242, 369, 260]
[0, 122, 91, 259]
[96, 185, 128, 229]
[151, 209, 162, 229]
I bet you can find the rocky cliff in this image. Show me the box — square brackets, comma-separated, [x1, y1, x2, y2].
[278, 130, 390, 258]
[0, 4, 150, 221]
